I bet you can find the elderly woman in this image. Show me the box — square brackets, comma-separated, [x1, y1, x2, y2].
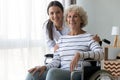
[26, 5, 103, 80]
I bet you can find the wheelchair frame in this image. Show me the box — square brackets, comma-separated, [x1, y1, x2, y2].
[71, 59, 115, 80]
[70, 59, 100, 80]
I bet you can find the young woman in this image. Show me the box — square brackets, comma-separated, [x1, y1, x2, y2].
[43, 1, 69, 53]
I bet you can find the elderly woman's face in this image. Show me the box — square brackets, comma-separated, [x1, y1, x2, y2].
[66, 11, 82, 29]
[48, 6, 63, 25]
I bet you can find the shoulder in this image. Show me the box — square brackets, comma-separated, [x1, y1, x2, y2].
[57, 35, 69, 43]
[82, 32, 94, 38]
[59, 35, 70, 39]
[42, 20, 49, 29]
[76, 32, 94, 42]
[83, 32, 93, 36]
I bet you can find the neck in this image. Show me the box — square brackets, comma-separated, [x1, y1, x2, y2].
[69, 29, 85, 35]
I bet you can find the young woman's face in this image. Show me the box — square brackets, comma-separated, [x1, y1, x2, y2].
[48, 6, 63, 25]
[66, 11, 82, 30]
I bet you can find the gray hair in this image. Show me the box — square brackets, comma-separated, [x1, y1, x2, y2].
[64, 5, 88, 28]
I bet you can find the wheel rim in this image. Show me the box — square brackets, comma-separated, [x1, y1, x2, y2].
[90, 70, 114, 80]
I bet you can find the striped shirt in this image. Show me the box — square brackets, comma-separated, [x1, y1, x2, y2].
[46, 33, 104, 71]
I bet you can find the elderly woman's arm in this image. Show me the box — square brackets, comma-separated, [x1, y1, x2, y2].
[79, 40, 104, 60]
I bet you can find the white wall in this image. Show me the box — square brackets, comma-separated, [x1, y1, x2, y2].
[76, 0, 120, 61]
[76, 0, 120, 44]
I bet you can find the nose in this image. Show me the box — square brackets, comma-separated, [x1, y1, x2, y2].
[53, 13, 57, 18]
[70, 16, 74, 21]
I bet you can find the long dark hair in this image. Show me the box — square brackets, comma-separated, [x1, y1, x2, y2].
[47, 1, 64, 40]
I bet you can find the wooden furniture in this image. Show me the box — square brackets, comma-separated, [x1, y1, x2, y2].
[104, 46, 120, 78]
[104, 46, 120, 60]
[104, 60, 120, 77]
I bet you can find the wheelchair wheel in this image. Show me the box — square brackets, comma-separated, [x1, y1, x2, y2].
[90, 69, 114, 80]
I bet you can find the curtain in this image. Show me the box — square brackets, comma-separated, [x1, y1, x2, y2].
[0, 0, 72, 80]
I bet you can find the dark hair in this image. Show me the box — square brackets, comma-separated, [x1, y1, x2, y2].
[47, 1, 64, 15]
[47, 1, 64, 40]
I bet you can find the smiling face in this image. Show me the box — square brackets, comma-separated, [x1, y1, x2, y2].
[66, 11, 82, 30]
[48, 6, 63, 27]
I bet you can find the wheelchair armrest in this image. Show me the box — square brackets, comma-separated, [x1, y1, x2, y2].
[44, 54, 53, 58]
[84, 58, 94, 60]
[84, 58, 99, 66]
[44, 54, 53, 64]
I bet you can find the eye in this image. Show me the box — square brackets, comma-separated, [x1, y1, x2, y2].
[56, 11, 60, 14]
[74, 15, 78, 18]
[67, 15, 72, 18]
[49, 12, 54, 15]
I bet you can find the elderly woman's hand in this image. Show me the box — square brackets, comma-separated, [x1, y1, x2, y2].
[70, 52, 80, 72]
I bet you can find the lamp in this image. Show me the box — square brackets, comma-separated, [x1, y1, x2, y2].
[111, 26, 120, 47]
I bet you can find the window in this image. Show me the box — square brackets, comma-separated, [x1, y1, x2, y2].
[0, 0, 72, 80]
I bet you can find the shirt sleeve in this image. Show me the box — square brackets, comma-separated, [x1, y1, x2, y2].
[79, 40, 104, 60]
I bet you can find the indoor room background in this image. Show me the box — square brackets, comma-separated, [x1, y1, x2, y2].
[0, 0, 120, 80]
[76, 0, 120, 59]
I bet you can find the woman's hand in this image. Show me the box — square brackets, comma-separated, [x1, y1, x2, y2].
[70, 52, 80, 72]
[93, 34, 101, 42]
[28, 66, 46, 76]
[54, 44, 59, 52]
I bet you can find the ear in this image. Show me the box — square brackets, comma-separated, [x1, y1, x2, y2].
[80, 17, 84, 27]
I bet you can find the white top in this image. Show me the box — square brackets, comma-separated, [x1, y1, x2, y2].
[46, 33, 104, 71]
[43, 20, 69, 53]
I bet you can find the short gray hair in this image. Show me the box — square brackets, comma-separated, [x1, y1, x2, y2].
[64, 5, 88, 28]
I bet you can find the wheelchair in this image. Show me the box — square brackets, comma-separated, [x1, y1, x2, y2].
[44, 54, 114, 80]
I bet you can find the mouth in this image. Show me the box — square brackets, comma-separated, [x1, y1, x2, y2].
[69, 23, 76, 25]
[53, 18, 59, 22]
